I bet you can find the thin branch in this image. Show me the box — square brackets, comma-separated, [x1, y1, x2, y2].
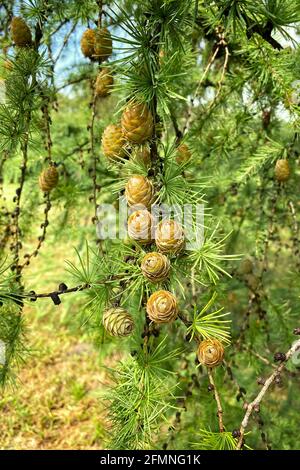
[89, 88, 99, 224]
[19, 193, 51, 271]
[236, 339, 300, 449]
[207, 367, 224, 433]
[54, 21, 78, 65]
[56, 75, 91, 92]
[183, 44, 220, 135]
[207, 44, 229, 110]
[24, 274, 124, 304]
[29, 283, 90, 300]
[61, 140, 89, 159]
[49, 18, 70, 38]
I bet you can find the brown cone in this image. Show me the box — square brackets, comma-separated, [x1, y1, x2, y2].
[95, 68, 114, 97]
[128, 210, 153, 244]
[146, 290, 178, 324]
[80, 29, 95, 58]
[197, 339, 224, 367]
[176, 144, 192, 164]
[275, 159, 290, 182]
[125, 175, 154, 209]
[121, 102, 153, 144]
[141, 252, 170, 283]
[4, 59, 13, 72]
[39, 166, 59, 193]
[155, 220, 185, 254]
[102, 124, 126, 161]
[94, 28, 112, 59]
[11, 17, 32, 47]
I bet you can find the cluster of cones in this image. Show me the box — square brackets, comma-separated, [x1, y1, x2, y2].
[102, 149, 224, 367]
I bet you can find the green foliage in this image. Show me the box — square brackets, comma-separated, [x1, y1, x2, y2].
[192, 429, 239, 450]
[0, 0, 300, 452]
[104, 338, 179, 449]
[236, 139, 285, 182]
[0, 302, 28, 388]
[187, 293, 231, 344]
[187, 226, 240, 284]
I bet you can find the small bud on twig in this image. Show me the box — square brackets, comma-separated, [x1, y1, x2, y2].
[253, 403, 260, 413]
[257, 377, 266, 385]
[232, 429, 241, 438]
[58, 283, 68, 292]
[274, 352, 286, 362]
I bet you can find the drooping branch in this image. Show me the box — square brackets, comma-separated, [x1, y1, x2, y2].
[236, 338, 300, 449]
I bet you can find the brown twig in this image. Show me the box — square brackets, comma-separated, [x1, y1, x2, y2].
[236, 338, 300, 449]
[88, 0, 105, 225]
[54, 21, 77, 64]
[183, 44, 220, 135]
[24, 274, 124, 305]
[207, 42, 229, 110]
[207, 367, 224, 433]
[12, 128, 29, 278]
[88, 89, 99, 224]
[56, 75, 91, 92]
[19, 192, 51, 270]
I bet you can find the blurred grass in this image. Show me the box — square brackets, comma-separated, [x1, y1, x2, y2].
[0, 194, 116, 449]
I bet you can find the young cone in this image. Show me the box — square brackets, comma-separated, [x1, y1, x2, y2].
[128, 210, 153, 244]
[103, 307, 134, 337]
[80, 29, 95, 59]
[197, 339, 224, 367]
[102, 124, 126, 161]
[141, 252, 170, 283]
[275, 159, 290, 182]
[176, 143, 192, 164]
[4, 59, 13, 72]
[10, 17, 32, 47]
[94, 28, 113, 59]
[95, 68, 114, 97]
[155, 220, 185, 254]
[39, 166, 59, 193]
[146, 290, 178, 324]
[121, 102, 153, 144]
[125, 175, 154, 208]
